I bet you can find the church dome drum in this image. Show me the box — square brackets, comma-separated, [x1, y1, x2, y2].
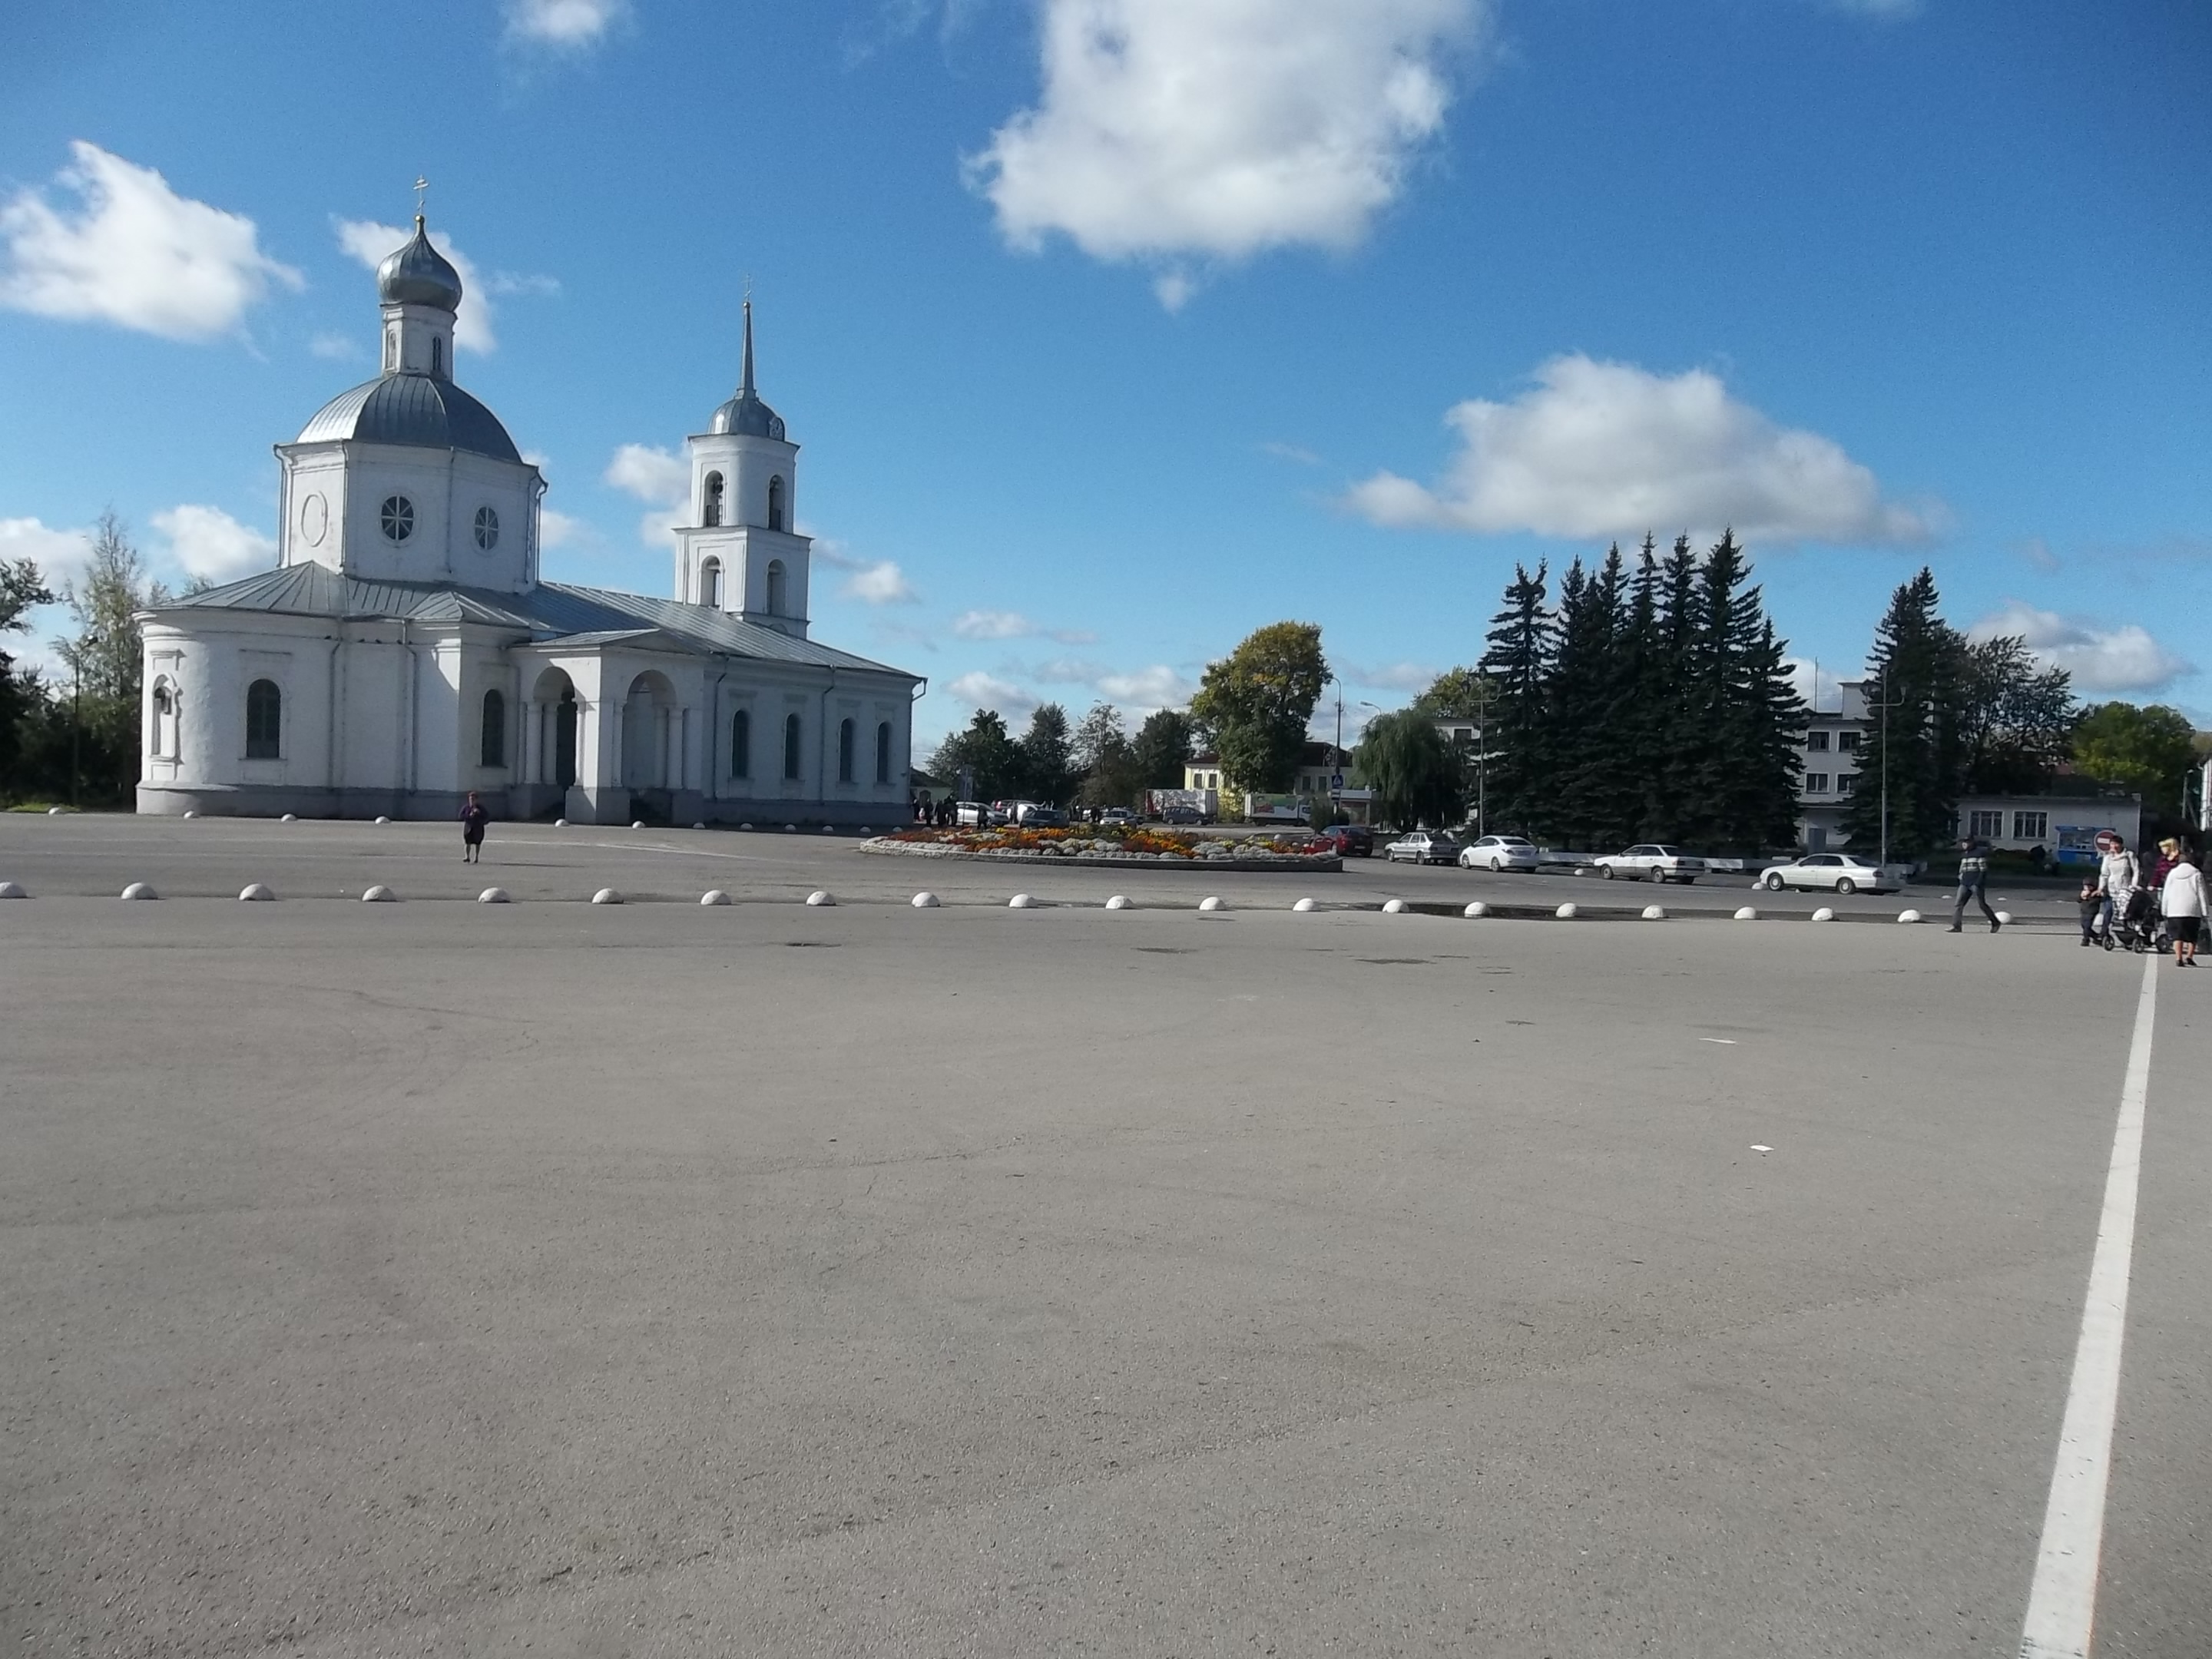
[296, 373, 522, 462]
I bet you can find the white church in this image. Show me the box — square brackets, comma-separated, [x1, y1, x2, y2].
[137, 214, 921, 827]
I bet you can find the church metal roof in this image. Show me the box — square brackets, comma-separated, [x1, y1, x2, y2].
[294, 373, 525, 463]
[156, 564, 916, 678]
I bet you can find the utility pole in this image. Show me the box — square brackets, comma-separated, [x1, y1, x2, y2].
[1866, 671, 1906, 870]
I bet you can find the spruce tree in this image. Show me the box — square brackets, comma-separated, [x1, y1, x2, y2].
[1478, 563, 1553, 838]
[1841, 568, 1965, 859]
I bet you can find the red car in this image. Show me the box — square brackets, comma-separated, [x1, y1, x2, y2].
[1323, 825, 1374, 857]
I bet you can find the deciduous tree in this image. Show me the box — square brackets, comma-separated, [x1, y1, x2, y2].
[1188, 621, 1327, 793]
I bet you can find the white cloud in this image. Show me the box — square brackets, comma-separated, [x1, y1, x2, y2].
[1347, 354, 1938, 546]
[505, 0, 629, 48]
[1339, 660, 1436, 692]
[0, 142, 301, 342]
[333, 218, 498, 353]
[1829, 0, 1920, 18]
[1967, 603, 2193, 695]
[1095, 664, 1197, 710]
[947, 671, 1035, 716]
[0, 516, 92, 588]
[949, 608, 1096, 644]
[308, 330, 359, 360]
[152, 505, 273, 583]
[839, 561, 919, 604]
[1260, 440, 1323, 466]
[1783, 656, 1845, 713]
[969, 0, 1485, 300]
[603, 442, 689, 548]
[537, 507, 591, 550]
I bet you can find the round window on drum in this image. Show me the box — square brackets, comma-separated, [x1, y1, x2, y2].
[379, 495, 415, 542]
[474, 505, 500, 551]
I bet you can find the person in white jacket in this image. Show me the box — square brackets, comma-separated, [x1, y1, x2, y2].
[2161, 852, 2205, 968]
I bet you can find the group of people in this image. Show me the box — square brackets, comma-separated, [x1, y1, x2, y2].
[2072, 832, 2204, 968]
[912, 795, 955, 827]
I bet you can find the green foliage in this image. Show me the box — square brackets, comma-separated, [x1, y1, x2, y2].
[1188, 621, 1327, 793]
[1476, 533, 1807, 852]
[51, 512, 167, 805]
[929, 709, 1022, 800]
[1071, 701, 1143, 808]
[1356, 710, 1465, 831]
[1957, 636, 2075, 794]
[1130, 708, 1194, 790]
[1409, 666, 1493, 721]
[2072, 702, 2198, 819]
[0, 555, 58, 799]
[1839, 568, 1965, 859]
[1015, 702, 1075, 802]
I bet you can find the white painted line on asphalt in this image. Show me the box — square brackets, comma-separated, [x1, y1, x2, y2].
[2018, 949, 2158, 1659]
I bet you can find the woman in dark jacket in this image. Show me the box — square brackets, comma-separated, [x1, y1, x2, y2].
[460, 792, 490, 863]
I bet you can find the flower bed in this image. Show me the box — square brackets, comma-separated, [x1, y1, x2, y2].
[859, 825, 1341, 870]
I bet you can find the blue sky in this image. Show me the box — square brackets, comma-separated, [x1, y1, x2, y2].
[2, 0, 2207, 745]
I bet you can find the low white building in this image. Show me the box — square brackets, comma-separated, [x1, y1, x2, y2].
[137, 217, 919, 826]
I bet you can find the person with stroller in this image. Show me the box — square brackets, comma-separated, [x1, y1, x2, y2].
[2094, 831, 2139, 949]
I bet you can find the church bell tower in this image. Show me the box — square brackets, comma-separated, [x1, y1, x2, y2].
[673, 303, 811, 639]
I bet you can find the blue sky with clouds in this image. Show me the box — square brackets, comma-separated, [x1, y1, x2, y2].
[2, 0, 2207, 743]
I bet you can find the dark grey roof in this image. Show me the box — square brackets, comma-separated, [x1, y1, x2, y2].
[155, 565, 916, 678]
[377, 216, 462, 312]
[295, 373, 523, 463]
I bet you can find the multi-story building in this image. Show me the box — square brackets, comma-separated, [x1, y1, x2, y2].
[1796, 678, 1872, 851]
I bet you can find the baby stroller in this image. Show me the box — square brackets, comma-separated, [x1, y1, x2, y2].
[2114, 888, 2157, 954]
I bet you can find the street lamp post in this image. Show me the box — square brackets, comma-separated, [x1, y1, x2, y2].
[70, 628, 101, 810]
[1866, 674, 1906, 870]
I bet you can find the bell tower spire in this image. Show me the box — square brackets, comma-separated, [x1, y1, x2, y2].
[740, 296, 757, 399]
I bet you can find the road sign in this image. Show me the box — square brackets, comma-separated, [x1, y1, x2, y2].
[1330, 772, 1345, 791]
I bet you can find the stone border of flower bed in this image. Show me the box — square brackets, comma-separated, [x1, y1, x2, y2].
[857, 836, 1343, 873]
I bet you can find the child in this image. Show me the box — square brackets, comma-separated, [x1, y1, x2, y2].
[2078, 879, 2108, 948]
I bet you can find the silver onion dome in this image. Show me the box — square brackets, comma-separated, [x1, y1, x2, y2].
[708, 300, 786, 439]
[377, 215, 463, 313]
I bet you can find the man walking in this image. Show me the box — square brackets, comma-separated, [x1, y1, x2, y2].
[1949, 834, 2000, 933]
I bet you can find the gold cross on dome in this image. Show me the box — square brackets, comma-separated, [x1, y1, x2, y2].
[414, 176, 430, 215]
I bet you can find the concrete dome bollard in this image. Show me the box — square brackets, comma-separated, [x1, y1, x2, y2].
[857, 826, 871, 835]
[1733, 906, 1759, 922]
[911, 891, 940, 908]
[1897, 908, 1923, 924]
[822, 825, 836, 834]
[1811, 906, 1836, 922]
[1995, 910, 2014, 926]
[121, 882, 158, 900]
[1008, 893, 1036, 909]
[1555, 902, 1578, 919]
[631, 820, 646, 830]
[281, 813, 298, 823]
[806, 890, 836, 906]
[1199, 896, 1227, 912]
[591, 889, 622, 905]
[239, 884, 276, 902]
[700, 889, 731, 906]
[740, 822, 753, 830]
[1642, 904, 1666, 920]
[375, 815, 392, 824]
[477, 887, 511, 905]
[0, 881, 26, 899]
[1292, 896, 1317, 912]
[692, 822, 707, 830]
[182, 810, 197, 820]
[362, 885, 397, 902]
[1463, 901, 1488, 918]
[554, 817, 568, 828]
[1382, 898, 1409, 914]
[1104, 895, 1131, 910]
[47, 806, 64, 815]
[784, 824, 798, 833]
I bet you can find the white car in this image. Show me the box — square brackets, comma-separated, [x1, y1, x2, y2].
[1592, 844, 1706, 883]
[1458, 834, 1540, 872]
[1758, 853, 1900, 895]
[1383, 831, 1462, 865]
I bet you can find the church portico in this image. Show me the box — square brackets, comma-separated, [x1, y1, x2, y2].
[138, 214, 919, 828]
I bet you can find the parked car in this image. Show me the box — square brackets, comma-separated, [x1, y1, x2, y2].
[1098, 806, 1137, 827]
[1383, 831, 1462, 865]
[1457, 834, 1540, 872]
[1323, 824, 1375, 857]
[1757, 853, 1900, 895]
[954, 800, 990, 826]
[1015, 803, 1067, 827]
[1160, 803, 1204, 825]
[1591, 844, 1707, 883]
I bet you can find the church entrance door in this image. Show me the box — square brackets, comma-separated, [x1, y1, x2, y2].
[554, 689, 578, 789]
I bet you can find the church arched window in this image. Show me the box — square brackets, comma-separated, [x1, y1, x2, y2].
[700, 558, 722, 608]
[765, 559, 786, 617]
[151, 682, 178, 760]
[480, 689, 506, 767]
[703, 472, 724, 528]
[245, 679, 281, 760]
[783, 712, 803, 781]
[384, 327, 396, 372]
[730, 708, 750, 778]
[876, 721, 892, 785]
[838, 719, 856, 783]
[379, 496, 414, 542]
[767, 476, 786, 533]
[431, 336, 444, 378]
